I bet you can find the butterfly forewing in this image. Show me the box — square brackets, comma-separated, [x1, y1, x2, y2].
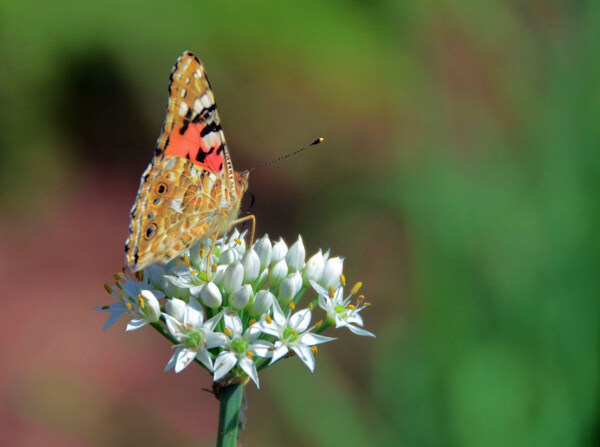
[125, 51, 247, 272]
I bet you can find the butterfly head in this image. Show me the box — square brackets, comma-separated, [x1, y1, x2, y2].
[235, 171, 249, 198]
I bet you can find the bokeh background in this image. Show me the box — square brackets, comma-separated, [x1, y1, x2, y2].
[1, 1, 599, 446]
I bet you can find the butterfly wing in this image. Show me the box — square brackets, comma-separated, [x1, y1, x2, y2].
[125, 51, 241, 272]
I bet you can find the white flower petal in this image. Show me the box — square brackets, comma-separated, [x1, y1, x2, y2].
[270, 344, 289, 365]
[175, 348, 197, 373]
[165, 298, 187, 321]
[126, 319, 147, 331]
[239, 357, 260, 387]
[299, 332, 336, 346]
[224, 312, 244, 335]
[291, 344, 315, 372]
[346, 324, 376, 337]
[289, 308, 312, 332]
[195, 349, 215, 371]
[204, 332, 228, 349]
[271, 300, 287, 327]
[213, 351, 237, 382]
[251, 340, 274, 357]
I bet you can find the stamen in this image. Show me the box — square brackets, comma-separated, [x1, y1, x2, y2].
[351, 282, 362, 294]
[246, 352, 254, 359]
[364, 302, 372, 306]
[135, 271, 143, 281]
[234, 238, 242, 245]
[347, 304, 356, 310]
[183, 256, 191, 268]
[200, 246, 206, 259]
[309, 302, 314, 311]
[137, 294, 146, 309]
[227, 310, 236, 316]
[115, 282, 123, 290]
[190, 270, 198, 275]
[249, 319, 256, 326]
[211, 263, 217, 272]
[266, 315, 272, 324]
[103, 283, 113, 294]
[311, 346, 318, 355]
[315, 320, 323, 328]
[224, 328, 232, 336]
[340, 274, 346, 287]
[289, 302, 295, 310]
[113, 273, 123, 282]
[126, 302, 134, 312]
[101, 304, 110, 310]
[328, 286, 335, 299]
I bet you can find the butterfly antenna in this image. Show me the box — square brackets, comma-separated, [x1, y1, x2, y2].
[244, 138, 324, 174]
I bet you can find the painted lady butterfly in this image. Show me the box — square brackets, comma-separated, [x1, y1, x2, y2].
[125, 51, 250, 272]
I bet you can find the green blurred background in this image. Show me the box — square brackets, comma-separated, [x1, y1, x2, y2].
[1, 1, 599, 446]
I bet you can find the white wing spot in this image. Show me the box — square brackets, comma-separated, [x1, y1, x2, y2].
[185, 78, 191, 84]
[170, 198, 184, 213]
[193, 98, 203, 114]
[201, 94, 213, 108]
[193, 68, 202, 78]
[178, 102, 189, 116]
[180, 88, 187, 98]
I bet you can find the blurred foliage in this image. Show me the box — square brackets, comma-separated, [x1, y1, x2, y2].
[1, 0, 598, 446]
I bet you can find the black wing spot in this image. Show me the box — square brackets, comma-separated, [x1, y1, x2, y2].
[200, 122, 221, 137]
[179, 119, 190, 135]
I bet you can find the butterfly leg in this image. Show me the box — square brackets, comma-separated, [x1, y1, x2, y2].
[232, 214, 256, 246]
[205, 235, 219, 282]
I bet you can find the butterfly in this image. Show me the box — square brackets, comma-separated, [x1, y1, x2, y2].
[125, 51, 250, 272]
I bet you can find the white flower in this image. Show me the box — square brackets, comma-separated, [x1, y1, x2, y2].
[163, 300, 227, 373]
[303, 249, 325, 282]
[219, 247, 238, 265]
[200, 282, 222, 308]
[253, 234, 272, 270]
[310, 281, 375, 337]
[286, 236, 306, 271]
[230, 284, 253, 310]
[320, 256, 344, 289]
[259, 300, 335, 372]
[249, 290, 274, 317]
[271, 238, 288, 264]
[270, 259, 288, 286]
[97, 274, 163, 331]
[241, 248, 260, 282]
[223, 262, 244, 294]
[278, 272, 303, 306]
[213, 312, 273, 387]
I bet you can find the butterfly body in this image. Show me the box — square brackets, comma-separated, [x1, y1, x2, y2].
[125, 51, 248, 272]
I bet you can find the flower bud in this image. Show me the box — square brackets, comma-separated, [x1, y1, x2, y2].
[165, 297, 186, 321]
[320, 257, 344, 289]
[219, 247, 238, 265]
[286, 235, 306, 271]
[278, 272, 303, 306]
[254, 234, 272, 270]
[211, 265, 226, 285]
[249, 290, 274, 316]
[271, 238, 288, 264]
[200, 282, 222, 308]
[303, 249, 324, 282]
[230, 284, 253, 310]
[269, 259, 288, 287]
[241, 248, 260, 282]
[223, 262, 244, 294]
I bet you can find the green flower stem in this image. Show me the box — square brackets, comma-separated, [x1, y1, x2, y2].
[216, 383, 245, 447]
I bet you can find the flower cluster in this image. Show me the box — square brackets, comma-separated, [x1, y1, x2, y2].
[98, 230, 374, 387]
